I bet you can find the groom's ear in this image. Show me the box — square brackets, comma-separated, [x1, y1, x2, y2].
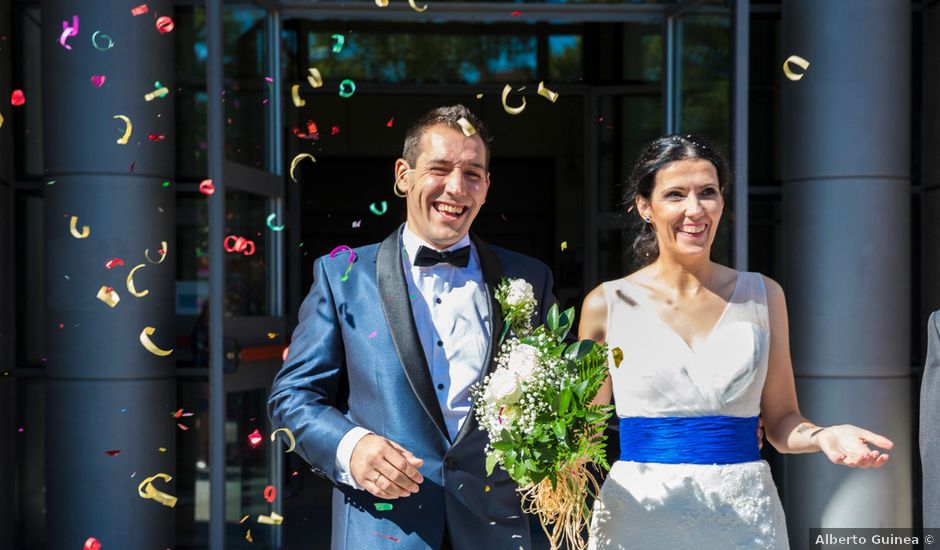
[394, 158, 412, 194]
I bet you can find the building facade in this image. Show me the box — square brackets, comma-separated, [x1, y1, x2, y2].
[0, 0, 935, 548]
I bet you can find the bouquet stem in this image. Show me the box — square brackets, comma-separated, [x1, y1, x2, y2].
[518, 463, 602, 550]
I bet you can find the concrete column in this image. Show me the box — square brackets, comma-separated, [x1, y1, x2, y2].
[41, 0, 176, 547]
[781, 1, 912, 547]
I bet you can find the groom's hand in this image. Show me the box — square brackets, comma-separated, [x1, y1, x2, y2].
[350, 435, 425, 499]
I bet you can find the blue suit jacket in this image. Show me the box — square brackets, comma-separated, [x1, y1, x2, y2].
[268, 226, 556, 549]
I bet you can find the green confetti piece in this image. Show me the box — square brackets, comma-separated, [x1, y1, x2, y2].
[332, 34, 345, 53]
[374, 503, 393, 512]
[339, 79, 356, 98]
[369, 201, 388, 216]
[162, 181, 170, 187]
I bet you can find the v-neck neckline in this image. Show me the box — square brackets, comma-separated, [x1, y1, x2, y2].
[621, 271, 743, 354]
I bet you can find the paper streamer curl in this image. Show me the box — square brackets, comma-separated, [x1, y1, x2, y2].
[91, 30, 114, 51]
[137, 473, 178, 507]
[307, 68, 323, 89]
[127, 264, 150, 297]
[69, 216, 90, 239]
[501, 84, 526, 115]
[59, 16, 79, 50]
[408, 0, 428, 12]
[270, 427, 296, 453]
[113, 115, 132, 144]
[329, 245, 357, 282]
[783, 55, 810, 81]
[257, 512, 284, 525]
[266, 213, 285, 231]
[290, 153, 316, 183]
[145, 241, 168, 264]
[375, 0, 388, 6]
[290, 84, 305, 107]
[96, 286, 120, 308]
[457, 116, 476, 137]
[338, 79, 356, 98]
[140, 326, 174, 356]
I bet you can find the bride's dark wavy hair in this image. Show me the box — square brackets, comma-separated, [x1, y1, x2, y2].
[622, 134, 731, 267]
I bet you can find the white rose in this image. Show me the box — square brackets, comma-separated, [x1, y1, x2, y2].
[485, 368, 522, 405]
[505, 279, 535, 307]
[507, 344, 540, 382]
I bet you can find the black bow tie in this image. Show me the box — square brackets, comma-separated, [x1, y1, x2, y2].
[412, 245, 471, 268]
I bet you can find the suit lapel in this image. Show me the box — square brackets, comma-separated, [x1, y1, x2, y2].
[376, 227, 450, 440]
[451, 233, 504, 447]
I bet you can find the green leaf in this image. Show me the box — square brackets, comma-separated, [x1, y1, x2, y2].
[491, 440, 514, 452]
[555, 306, 576, 341]
[485, 453, 498, 476]
[552, 421, 566, 439]
[565, 340, 596, 361]
[559, 388, 572, 414]
[546, 303, 560, 332]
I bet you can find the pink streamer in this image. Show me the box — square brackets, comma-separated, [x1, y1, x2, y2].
[59, 16, 79, 50]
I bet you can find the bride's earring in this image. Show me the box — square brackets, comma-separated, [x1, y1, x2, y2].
[644, 215, 651, 223]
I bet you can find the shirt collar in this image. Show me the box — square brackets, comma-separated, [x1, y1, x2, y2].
[402, 224, 472, 268]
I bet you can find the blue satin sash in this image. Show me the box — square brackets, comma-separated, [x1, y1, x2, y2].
[619, 416, 760, 465]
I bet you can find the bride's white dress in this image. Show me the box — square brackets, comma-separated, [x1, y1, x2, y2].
[588, 272, 789, 549]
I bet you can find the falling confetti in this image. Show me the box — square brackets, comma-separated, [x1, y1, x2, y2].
[408, 0, 428, 12]
[69, 216, 90, 239]
[289, 153, 316, 183]
[131, 4, 148, 15]
[245, 530, 253, 543]
[338, 79, 356, 98]
[96, 286, 121, 308]
[374, 503, 393, 511]
[144, 87, 170, 101]
[145, 241, 168, 264]
[155, 16, 174, 34]
[59, 16, 79, 51]
[11, 89, 25, 106]
[84, 537, 102, 550]
[307, 67, 323, 88]
[264, 485, 277, 503]
[611, 347, 624, 368]
[375, 0, 388, 6]
[248, 428, 263, 447]
[329, 245, 358, 282]
[369, 201, 388, 216]
[91, 31, 114, 51]
[331, 34, 345, 53]
[456, 117, 476, 137]
[137, 473, 177, 507]
[373, 532, 400, 542]
[239, 515, 250, 524]
[352, 220, 362, 228]
[501, 84, 526, 115]
[140, 327, 174, 356]
[386, 117, 394, 127]
[511, 10, 522, 16]
[257, 512, 284, 525]
[266, 213, 285, 231]
[560, 241, 567, 251]
[782, 54, 810, 81]
[224, 235, 256, 256]
[149, 133, 166, 141]
[290, 84, 305, 107]
[91, 75, 106, 88]
[126, 264, 149, 297]
[104, 450, 121, 456]
[369, 331, 377, 338]
[199, 179, 215, 195]
[537, 81, 559, 103]
[113, 115, 132, 144]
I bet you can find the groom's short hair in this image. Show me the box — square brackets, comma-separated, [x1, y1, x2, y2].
[402, 104, 492, 168]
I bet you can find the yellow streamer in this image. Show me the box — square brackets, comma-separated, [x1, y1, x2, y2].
[611, 346, 624, 368]
[408, 0, 428, 12]
[307, 68, 323, 89]
[140, 326, 174, 357]
[113, 115, 132, 144]
[144, 87, 170, 102]
[456, 116, 476, 137]
[0, 112, 4, 128]
[501, 84, 526, 115]
[375, 0, 388, 5]
[127, 264, 150, 297]
[290, 153, 316, 183]
[537, 81, 559, 103]
[783, 54, 810, 81]
[270, 428, 297, 453]
[145, 241, 168, 264]
[291, 84, 305, 107]
[96, 286, 120, 308]
[137, 473, 178, 508]
[69, 216, 90, 239]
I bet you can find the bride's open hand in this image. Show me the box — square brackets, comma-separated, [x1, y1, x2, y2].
[814, 424, 893, 468]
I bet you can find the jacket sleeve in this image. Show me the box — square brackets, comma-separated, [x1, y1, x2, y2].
[267, 257, 358, 482]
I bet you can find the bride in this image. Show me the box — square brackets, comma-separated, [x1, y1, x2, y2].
[579, 135, 893, 549]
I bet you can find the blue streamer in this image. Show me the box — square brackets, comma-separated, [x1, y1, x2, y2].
[619, 416, 760, 465]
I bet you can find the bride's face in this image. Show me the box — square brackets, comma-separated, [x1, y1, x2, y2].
[637, 158, 724, 260]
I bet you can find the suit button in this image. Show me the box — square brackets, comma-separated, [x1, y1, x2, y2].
[435, 297, 442, 304]
[444, 457, 456, 469]
[437, 340, 443, 347]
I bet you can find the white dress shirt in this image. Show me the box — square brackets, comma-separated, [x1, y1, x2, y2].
[334, 224, 491, 488]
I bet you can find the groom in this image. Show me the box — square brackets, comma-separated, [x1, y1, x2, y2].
[268, 105, 556, 549]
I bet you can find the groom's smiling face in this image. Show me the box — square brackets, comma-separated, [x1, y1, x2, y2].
[396, 123, 490, 250]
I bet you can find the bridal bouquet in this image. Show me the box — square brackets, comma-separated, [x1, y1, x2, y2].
[472, 278, 614, 550]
